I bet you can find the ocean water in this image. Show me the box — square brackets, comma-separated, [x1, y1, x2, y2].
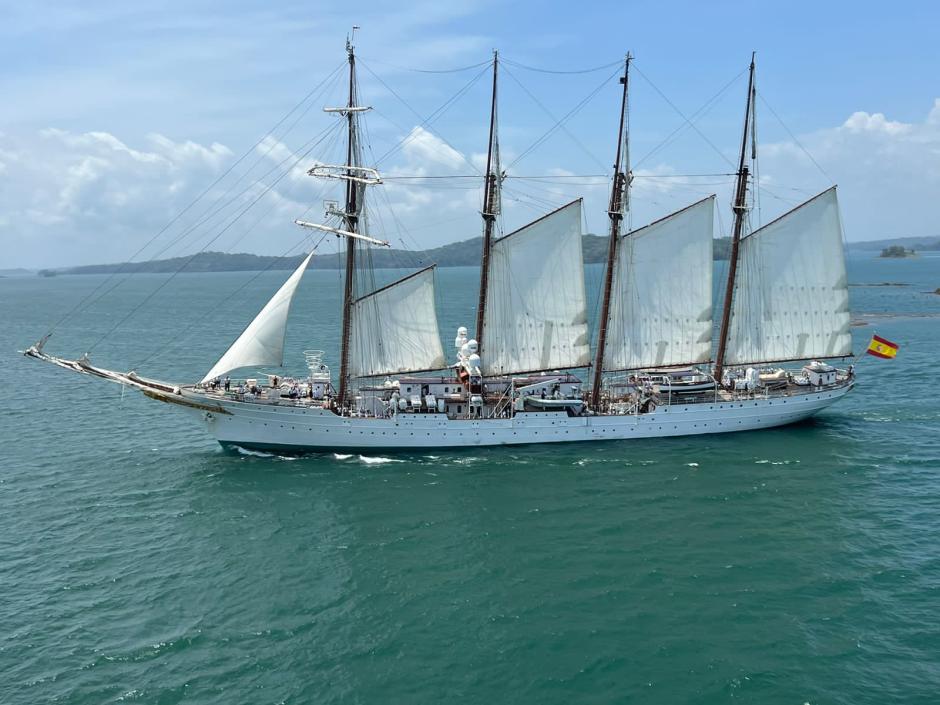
[1, 252, 939, 704]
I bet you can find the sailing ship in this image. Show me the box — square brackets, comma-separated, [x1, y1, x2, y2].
[24, 40, 855, 452]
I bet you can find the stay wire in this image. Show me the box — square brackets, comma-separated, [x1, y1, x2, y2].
[631, 61, 738, 170]
[137, 231, 328, 369]
[81, 121, 344, 323]
[506, 64, 623, 170]
[88, 123, 343, 353]
[361, 59, 489, 171]
[378, 172, 734, 180]
[501, 64, 609, 172]
[756, 90, 833, 184]
[358, 56, 492, 74]
[501, 57, 624, 75]
[633, 67, 747, 168]
[40, 61, 347, 338]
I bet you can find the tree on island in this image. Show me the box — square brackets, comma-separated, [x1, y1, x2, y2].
[880, 245, 915, 258]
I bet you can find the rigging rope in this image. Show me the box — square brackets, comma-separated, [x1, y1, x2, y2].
[77, 121, 344, 325]
[631, 61, 739, 170]
[40, 61, 348, 339]
[756, 90, 833, 184]
[501, 57, 624, 75]
[359, 57, 493, 74]
[361, 59, 489, 171]
[632, 68, 746, 169]
[506, 64, 623, 170]
[87, 123, 345, 353]
[501, 64, 609, 172]
[136, 231, 328, 368]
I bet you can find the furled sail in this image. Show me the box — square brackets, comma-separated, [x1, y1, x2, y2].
[603, 196, 715, 371]
[348, 266, 446, 378]
[724, 187, 851, 365]
[482, 199, 590, 376]
[201, 252, 313, 383]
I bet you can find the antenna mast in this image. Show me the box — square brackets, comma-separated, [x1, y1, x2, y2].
[714, 52, 756, 385]
[590, 53, 632, 410]
[474, 50, 500, 350]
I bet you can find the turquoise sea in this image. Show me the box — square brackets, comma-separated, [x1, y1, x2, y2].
[1, 252, 939, 704]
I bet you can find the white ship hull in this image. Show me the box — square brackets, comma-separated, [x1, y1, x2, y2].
[185, 382, 854, 453]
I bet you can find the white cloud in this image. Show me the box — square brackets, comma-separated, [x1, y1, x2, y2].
[758, 98, 940, 239]
[148, 133, 232, 168]
[0, 128, 242, 267]
[5, 96, 940, 270]
[400, 127, 466, 170]
[841, 111, 911, 136]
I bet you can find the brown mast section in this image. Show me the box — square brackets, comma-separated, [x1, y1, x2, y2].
[474, 50, 500, 349]
[337, 37, 361, 408]
[590, 54, 632, 410]
[714, 52, 756, 386]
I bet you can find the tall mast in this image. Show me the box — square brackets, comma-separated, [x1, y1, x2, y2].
[714, 52, 756, 385]
[474, 50, 500, 349]
[337, 36, 361, 408]
[590, 54, 632, 409]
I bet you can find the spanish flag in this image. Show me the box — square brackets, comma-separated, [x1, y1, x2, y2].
[867, 334, 899, 359]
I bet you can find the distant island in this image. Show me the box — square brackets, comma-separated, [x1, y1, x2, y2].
[31, 233, 940, 277]
[880, 245, 917, 258]
[849, 236, 940, 252]
[38, 235, 736, 276]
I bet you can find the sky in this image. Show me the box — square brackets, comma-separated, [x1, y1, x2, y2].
[2, 0, 939, 268]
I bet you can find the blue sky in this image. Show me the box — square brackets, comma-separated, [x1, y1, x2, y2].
[2, 0, 938, 267]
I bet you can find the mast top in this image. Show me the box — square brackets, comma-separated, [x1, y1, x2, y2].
[347, 25, 360, 54]
[619, 51, 633, 84]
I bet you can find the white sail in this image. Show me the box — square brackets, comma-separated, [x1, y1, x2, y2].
[348, 266, 446, 378]
[201, 252, 313, 383]
[603, 196, 714, 371]
[482, 200, 590, 375]
[724, 187, 852, 365]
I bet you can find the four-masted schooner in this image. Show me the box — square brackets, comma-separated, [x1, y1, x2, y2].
[24, 39, 855, 452]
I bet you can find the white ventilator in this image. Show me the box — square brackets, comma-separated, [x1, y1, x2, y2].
[201, 252, 314, 383]
[724, 187, 852, 365]
[482, 200, 591, 376]
[347, 266, 447, 378]
[603, 196, 715, 371]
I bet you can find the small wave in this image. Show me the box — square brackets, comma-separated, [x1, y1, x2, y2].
[333, 453, 353, 460]
[235, 446, 277, 458]
[686, 462, 699, 468]
[233, 446, 298, 461]
[358, 455, 403, 465]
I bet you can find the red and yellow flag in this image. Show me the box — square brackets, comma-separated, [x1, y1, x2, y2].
[867, 334, 899, 359]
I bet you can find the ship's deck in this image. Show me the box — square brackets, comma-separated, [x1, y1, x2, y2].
[189, 373, 854, 419]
